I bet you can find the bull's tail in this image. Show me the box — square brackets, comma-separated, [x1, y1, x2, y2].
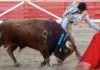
[0, 19, 8, 24]
[0, 20, 3, 24]
[0, 20, 8, 47]
[0, 19, 8, 30]
[0, 20, 4, 47]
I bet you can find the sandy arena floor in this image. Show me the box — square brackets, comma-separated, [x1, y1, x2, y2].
[0, 24, 97, 70]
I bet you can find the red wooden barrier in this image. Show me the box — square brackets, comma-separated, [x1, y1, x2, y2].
[0, 2, 100, 20]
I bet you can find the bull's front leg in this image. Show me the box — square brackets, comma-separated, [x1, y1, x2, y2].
[6, 43, 20, 67]
[40, 47, 50, 67]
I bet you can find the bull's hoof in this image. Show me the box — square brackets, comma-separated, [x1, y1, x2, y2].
[14, 63, 20, 67]
[57, 59, 63, 64]
[39, 62, 46, 68]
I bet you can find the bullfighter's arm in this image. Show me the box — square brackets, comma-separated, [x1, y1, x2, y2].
[81, 11, 100, 31]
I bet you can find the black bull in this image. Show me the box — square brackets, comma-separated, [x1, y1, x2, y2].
[0, 18, 80, 67]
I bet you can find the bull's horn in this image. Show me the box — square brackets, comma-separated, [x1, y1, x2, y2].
[65, 41, 73, 50]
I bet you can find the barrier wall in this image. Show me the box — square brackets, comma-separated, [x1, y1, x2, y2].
[0, 2, 100, 20]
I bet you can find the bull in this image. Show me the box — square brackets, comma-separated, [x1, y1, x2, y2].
[0, 18, 80, 67]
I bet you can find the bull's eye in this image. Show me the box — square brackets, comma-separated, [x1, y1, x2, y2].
[64, 49, 69, 53]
